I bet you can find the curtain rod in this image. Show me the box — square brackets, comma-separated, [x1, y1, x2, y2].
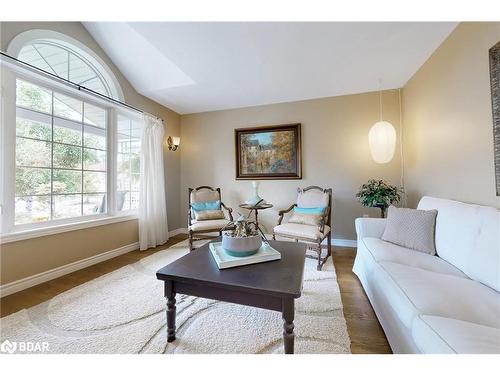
[0, 51, 164, 123]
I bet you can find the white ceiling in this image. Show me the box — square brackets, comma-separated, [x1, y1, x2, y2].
[83, 22, 457, 114]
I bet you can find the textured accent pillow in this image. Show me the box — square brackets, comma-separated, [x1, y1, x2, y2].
[381, 206, 438, 255]
[194, 209, 225, 221]
[288, 206, 325, 226]
[191, 200, 221, 211]
[191, 200, 224, 221]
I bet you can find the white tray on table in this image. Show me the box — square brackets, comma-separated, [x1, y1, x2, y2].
[209, 241, 281, 269]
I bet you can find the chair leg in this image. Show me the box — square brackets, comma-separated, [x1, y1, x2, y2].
[316, 242, 322, 271]
[188, 231, 194, 252]
[272, 233, 276, 240]
[327, 235, 332, 257]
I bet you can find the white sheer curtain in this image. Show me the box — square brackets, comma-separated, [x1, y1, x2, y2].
[139, 114, 169, 250]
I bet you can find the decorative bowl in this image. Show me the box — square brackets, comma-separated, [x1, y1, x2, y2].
[221, 234, 262, 257]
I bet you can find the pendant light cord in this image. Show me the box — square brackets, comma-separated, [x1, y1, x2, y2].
[379, 79, 383, 121]
[398, 88, 407, 207]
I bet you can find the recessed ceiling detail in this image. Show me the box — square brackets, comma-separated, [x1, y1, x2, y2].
[84, 22, 457, 114]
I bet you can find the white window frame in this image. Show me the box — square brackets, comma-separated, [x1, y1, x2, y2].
[7, 29, 124, 101]
[0, 61, 142, 244]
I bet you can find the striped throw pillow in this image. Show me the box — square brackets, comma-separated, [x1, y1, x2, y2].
[288, 206, 325, 226]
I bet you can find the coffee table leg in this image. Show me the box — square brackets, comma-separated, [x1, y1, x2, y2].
[165, 280, 176, 342]
[282, 298, 295, 354]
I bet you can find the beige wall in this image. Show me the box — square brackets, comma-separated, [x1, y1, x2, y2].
[0, 22, 181, 284]
[403, 22, 500, 209]
[6, 21, 497, 285]
[180, 91, 403, 241]
[1, 221, 138, 284]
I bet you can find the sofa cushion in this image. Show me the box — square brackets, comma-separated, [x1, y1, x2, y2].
[417, 196, 500, 292]
[381, 206, 437, 255]
[189, 219, 230, 232]
[274, 223, 331, 241]
[379, 261, 500, 330]
[412, 315, 500, 354]
[362, 237, 467, 278]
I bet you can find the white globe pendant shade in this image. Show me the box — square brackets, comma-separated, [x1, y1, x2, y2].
[368, 121, 396, 163]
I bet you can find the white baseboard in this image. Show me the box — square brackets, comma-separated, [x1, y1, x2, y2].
[170, 227, 357, 248]
[1, 228, 200, 297]
[332, 239, 357, 248]
[0, 228, 356, 298]
[0, 242, 139, 298]
[168, 228, 188, 237]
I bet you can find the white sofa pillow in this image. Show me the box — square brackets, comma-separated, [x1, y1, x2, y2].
[381, 206, 438, 255]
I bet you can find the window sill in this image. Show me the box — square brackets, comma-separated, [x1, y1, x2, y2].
[0, 214, 138, 244]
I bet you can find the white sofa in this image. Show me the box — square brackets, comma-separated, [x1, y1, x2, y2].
[353, 196, 500, 353]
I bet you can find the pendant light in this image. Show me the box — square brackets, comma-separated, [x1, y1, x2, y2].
[369, 85, 396, 164]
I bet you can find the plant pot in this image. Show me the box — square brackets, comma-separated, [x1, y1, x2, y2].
[222, 234, 262, 257]
[374, 204, 388, 218]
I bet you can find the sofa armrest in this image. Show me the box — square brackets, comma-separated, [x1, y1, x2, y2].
[355, 217, 387, 239]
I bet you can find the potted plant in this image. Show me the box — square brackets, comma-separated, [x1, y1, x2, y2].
[356, 179, 403, 218]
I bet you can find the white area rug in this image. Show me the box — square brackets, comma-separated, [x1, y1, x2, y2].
[0, 240, 351, 354]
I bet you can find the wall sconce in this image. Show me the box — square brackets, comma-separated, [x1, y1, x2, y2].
[167, 136, 180, 151]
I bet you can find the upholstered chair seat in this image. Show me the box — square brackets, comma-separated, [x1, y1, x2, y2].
[187, 186, 233, 251]
[273, 223, 331, 241]
[189, 219, 232, 232]
[273, 186, 333, 270]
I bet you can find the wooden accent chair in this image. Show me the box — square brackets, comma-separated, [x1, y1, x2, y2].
[188, 186, 234, 251]
[272, 186, 332, 270]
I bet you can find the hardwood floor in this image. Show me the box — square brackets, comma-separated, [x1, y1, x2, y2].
[0, 235, 392, 354]
[0, 235, 187, 318]
[332, 248, 392, 353]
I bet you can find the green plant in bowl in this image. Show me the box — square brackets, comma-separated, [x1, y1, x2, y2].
[356, 179, 403, 218]
[221, 214, 262, 257]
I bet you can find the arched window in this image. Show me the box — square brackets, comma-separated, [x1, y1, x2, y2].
[1, 29, 141, 236]
[7, 29, 123, 100]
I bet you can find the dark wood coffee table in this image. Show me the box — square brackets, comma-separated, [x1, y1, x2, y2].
[156, 239, 306, 354]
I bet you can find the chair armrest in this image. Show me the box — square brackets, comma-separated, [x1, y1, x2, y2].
[355, 217, 386, 239]
[277, 204, 297, 225]
[221, 202, 234, 221]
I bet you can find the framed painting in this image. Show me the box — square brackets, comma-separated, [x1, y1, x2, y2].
[490, 41, 500, 196]
[235, 123, 302, 180]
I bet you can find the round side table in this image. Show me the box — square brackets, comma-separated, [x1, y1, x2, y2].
[239, 203, 273, 237]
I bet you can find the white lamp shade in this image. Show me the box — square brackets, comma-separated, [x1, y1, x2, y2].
[368, 121, 396, 163]
[172, 136, 180, 146]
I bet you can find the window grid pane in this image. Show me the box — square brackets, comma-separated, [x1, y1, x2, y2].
[19, 42, 111, 97]
[116, 115, 141, 212]
[14, 79, 109, 225]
